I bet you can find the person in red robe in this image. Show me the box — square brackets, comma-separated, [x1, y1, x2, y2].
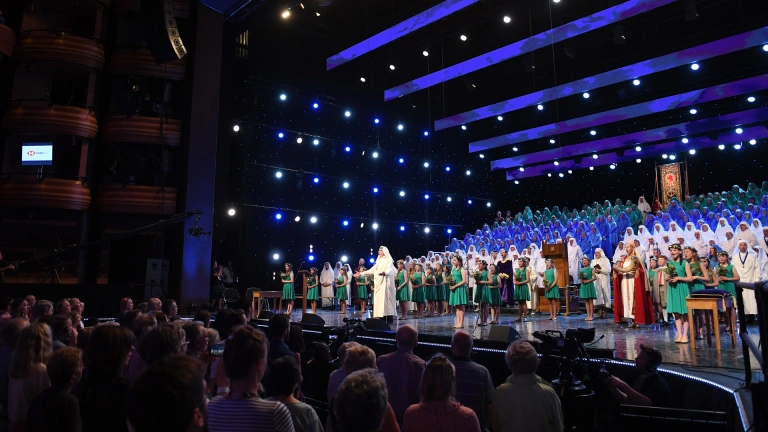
[612, 243, 654, 326]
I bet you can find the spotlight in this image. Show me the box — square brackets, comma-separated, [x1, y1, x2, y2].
[467, 199, 473, 204]
[280, 93, 287, 100]
[554, 161, 559, 166]
[681, 138, 688, 144]
[447, 197, 452, 202]
[313, 177, 319, 183]
[593, 154, 598, 159]
[559, 173, 564, 178]
[734, 144, 742, 150]
[590, 130, 597, 136]
[360, 223, 364, 228]
[273, 253, 280, 260]
[422, 50, 429, 57]
[297, 137, 303, 144]
[233, 124, 240, 132]
[390, 64, 395, 70]
[764, 44, 768, 52]
[228, 207, 236, 216]
[610, 164, 616, 169]
[424, 131, 429, 136]
[486, 202, 491, 207]
[424, 194, 430, 200]
[275, 213, 282, 220]
[689, 149, 696, 155]
[568, 170, 573, 174]
[479, 154, 485, 159]
[309, 255, 315, 261]
[372, 152, 379, 158]
[512, 147, 518, 152]
[344, 111, 351, 117]
[670, 155, 677, 160]
[343, 220, 349, 226]
[460, 34, 467, 41]
[589, 167, 594, 171]
[550, 139, 555, 144]
[447, 228, 452, 234]
[399, 191, 405, 197]
[400, 226, 405, 231]
[310, 216, 318, 223]
[461, 125, 467, 130]
[373, 187, 379, 193]
[343, 182, 349, 188]
[537, 104, 544, 110]
[374, 118, 380, 124]
[519, 167, 524, 172]
[749, 139, 757, 145]
[553, 0, 560, 2]
[278, 132, 284, 139]
[503, 16, 511, 23]
[548, 173, 552, 177]
[423, 162, 429, 168]
[718, 144, 725, 150]
[497, 115, 504, 121]
[369, 258, 375, 264]
[341, 255, 348, 263]
[691, 63, 699, 70]
[275, 171, 283, 178]
[313, 102, 319, 109]
[636, 159, 642, 163]
[514, 180, 519, 184]
[445, 166, 451, 172]
[372, 223, 379, 230]
[360, 77, 366, 82]
[635, 146, 642, 152]
[398, 124, 404, 131]
[398, 158, 404, 163]
[736, 128, 743, 134]
[583, 92, 590, 99]
[294, 216, 301, 222]
[345, 146, 351, 152]
[281, 10, 290, 18]
[632, 79, 640, 86]
[690, 109, 697, 115]
[424, 227, 430, 233]
[748, 96, 756, 103]
[662, 154, 668, 159]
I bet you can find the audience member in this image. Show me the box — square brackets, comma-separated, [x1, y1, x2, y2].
[137, 323, 186, 365]
[450, 331, 494, 432]
[76, 328, 92, 351]
[162, 299, 179, 319]
[119, 298, 133, 314]
[0, 297, 12, 314]
[402, 354, 480, 432]
[268, 357, 323, 432]
[126, 355, 207, 432]
[207, 328, 221, 346]
[153, 311, 168, 323]
[288, 324, 307, 365]
[8, 323, 52, 432]
[491, 341, 563, 432]
[136, 302, 149, 314]
[25, 347, 83, 432]
[51, 316, 75, 351]
[55, 299, 71, 315]
[77, 325, 134, 432]
[194, 310, 212, 328]
[207, 327, 293, 432]
[326, 342, 359, 401]
[148, 298, 162, 312]
[0, 311, 10, 329]
[604, 344, 670, 407]
[334, 369, 389, 432]
[119, 310, 140, 328]
[303, 344, 338, 401]
[183, 322, 209, 358]
[24, 295, 36, 312]
[0, 318, 29, 422]
[10, 298, 29, 318]
[30, 299, 54, 322]
[268, 314, 294, 361]
[376, 325, 426, 424]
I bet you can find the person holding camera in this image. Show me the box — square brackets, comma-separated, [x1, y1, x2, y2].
[603, 344, 670, 407]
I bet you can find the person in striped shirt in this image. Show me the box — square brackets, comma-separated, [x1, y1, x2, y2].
[208, 327, 294, 432]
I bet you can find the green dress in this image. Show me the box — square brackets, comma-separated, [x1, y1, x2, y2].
[689, 261, 705, 293]
[411, 273, 426, 303]
[335, 275, 348, 300]
[716, 264, 736, 297]
[425, 276, 436, 301]
[543, 268, 560, 300]
[666, 261, 690, 314]
[513, 268, 531, 301]
[474, 270, 490, 303]
[356, 276, 368, 299]
[396, 270, 410, 301]
[306, 275, 319, 301]
[435, 274, 447, 301]
[578, 267, 597, 299]
[449, 267, 468, 306]
[282, 272, 295, 300]
[488, 275, 502, 306]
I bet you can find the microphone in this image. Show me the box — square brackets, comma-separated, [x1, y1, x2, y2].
[298, 261, 306, 271]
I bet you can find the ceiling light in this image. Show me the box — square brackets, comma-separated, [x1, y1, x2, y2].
[312, 102, 319, 109]
[273, 253, 280, 260]
[447, 196, 452, 201]
[294, 216, 301, 222]
[548, 173, 552, 177]
[399, 191, 405, 197]
[690, 108, 697, 114]
[589, 167, 594, 170]
[465, 170, 471, 176]
[398, 158, 404, 163]
[514, 180, 519, 184]
[424, 227, 430, 233]
[400, 226, 405, 231]
[228, 208, 236, 216]
[590, 130, 597, 136]
[610, 164, 616, 169]
[372, 223, 379, 229]
[537, 104, 544, 110]
[632, 79, 640, 86]
[691, 63, 699, 70]
[423, 131, 429, 136]
[232, 124, 240, 132]
[345, 146, 351, 152]
[583, 92, 590, 99]
[635, 146, 641, 152]
[636, 159, 642, 163]
[553, 0, 561, 3]
[478, 154, 485, 159]
[278, 132, 284, 139]
[519, 167, 525, 172]
[397, 124, 404, 131]
[592, 154, 598, 159]
[310, 216, 317, 223]
[374, 118, 380, 124]
[734, 144, 742, 150]
[467, 199, 473, 204]
[461, 125, 467, 130]
[280, 93, 287, 101]
[550, 139, 555, 144]
[718, 144, 725, 150]
[503, 16, 511, 23]
[343, 182, 349, 188]
[681, 138, 688, 144]
[670, 155, 677, 160]
[360, 77, 366, 82]
[764, 44, 768, 52]
[424, 194, 430, 200]
[281, 10, 290, 19]
[460, 35, 467, 41]
[567, 170, 572, 174]
[389, 64, 395, 70]
[423, 162, 429, 168]
[736, 128, 743, 134]
[313, 139, 319, 145]
[512, 147, 518, 152]
[296, 137, 303, 144]
[313, 177, 319, 183]
[748, 96, 756, 103]
[372, 152, 379, 158]
[445, 166, 451, 172]
[749, 139, 757, 145]
[497, 115, 504, 121]
[559, 173, 564, 178]
[486, 202, 491, 207]
[344, 111, 351, 117]
[275, 171, 283, 178]
[662, 154, 668, 159]
[373, 187, 378, 193]
[554, 161, 559, 166]
[422, 51, 429, 57]
[689, 149, 696, 155]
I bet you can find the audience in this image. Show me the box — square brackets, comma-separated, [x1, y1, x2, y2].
[207, 326, 294, 432]
[0, 318, 28, 420]
[183, 321, 210, 358]
[402, 354, 480, 432]
[30, 300, 53, 321]
[450, 331, 494, 432]
[491, 341, 563, 432]
[148, 298, 162, 312]
[137, 323, 186, 365]
[126, 355, 207, 432]
[10, 299, 29, 318]
[268, 314, 294, 361]
[55, 299, 71, 315]
[604, 343, 670, 407]
[194, 310, 212, 328]
[25, 347, 83, 432]
[8, 323, 52, 432]
[162, 299, 179, 319]
[326, 342, 359, 401]
[376, 325, 426, 425]
[268, 356, 323, 432]
[334, 369, 389, 432]
[303, 344, 338, 401]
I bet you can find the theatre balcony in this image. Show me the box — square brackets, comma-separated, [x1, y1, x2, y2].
[95, 184, 178, 215]
[101, 115, 182, 146]
[2, 101, 99, 139]
[15, 30, 105, 72]
[0, 176, 91, 211]
[109, 48, 186, 81]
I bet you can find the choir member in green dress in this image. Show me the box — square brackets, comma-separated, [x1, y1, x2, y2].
[716, 251, 740, 332]
[411, 264, 426, 319]
[449, 255, 469, 329]
[281, 263, 295, 315]
[425, 267, 437, 317]
[540, 259, 560, 321]
[513, 258, 531, 323]
[395, 260, 410, 320]
[473, 261, 491, 326]
[578, 257, 597, 321]
[443, 265, 454, 316]
[434, 264, 447, 316]
[685, 247, 709, 339]
[488, 264, 502, 324]
[356, 265, 369, 315]
[335, 268, 348, 314]
[666, 244, 694, 343]
[306, 267, 319, 314]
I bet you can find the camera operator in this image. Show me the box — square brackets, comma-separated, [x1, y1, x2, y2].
[603, 344, 670, 407]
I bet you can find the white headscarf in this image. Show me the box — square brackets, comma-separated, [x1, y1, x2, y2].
[613, 241, 626, 263]
[750, 219, 764, 239]
[691, 231, 707, 256]
[699, 223, 716, 243]
[638, 196, 652, 215]
[668, 221, 680, 235]
[736, 222, 757, 247]
[715, 218, 732, 243]
[623, 227, 637, 245]
[636, 225, 652, 244]
[653, 223, 667, 245]
[592, 248, 611, 273]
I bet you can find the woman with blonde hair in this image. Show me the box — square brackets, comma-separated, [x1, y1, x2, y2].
[8, 323, 52, 432]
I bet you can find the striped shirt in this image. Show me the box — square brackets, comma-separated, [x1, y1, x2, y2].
[208, 396, 295, 432]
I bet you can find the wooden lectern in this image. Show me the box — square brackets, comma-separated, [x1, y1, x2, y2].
[298, 270, 309, 314]
[539, 243, 571, 314]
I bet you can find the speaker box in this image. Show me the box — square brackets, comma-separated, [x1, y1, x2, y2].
[144, 259, 169, 299]
[300, 313, 326, 327]
[257, 310, 275, 320]
[488, 325, 522, 343]
[142, 0, 189, 65]
[365, 318, 392, 331]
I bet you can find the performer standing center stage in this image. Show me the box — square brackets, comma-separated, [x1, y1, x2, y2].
[355, 246, 397, 318]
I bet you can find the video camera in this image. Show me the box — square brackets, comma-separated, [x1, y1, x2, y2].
[533, 327, 596, 359]
[321, 317, 369, 359]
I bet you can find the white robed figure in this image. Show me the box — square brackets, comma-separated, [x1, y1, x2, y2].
[355, 246, 397, 318]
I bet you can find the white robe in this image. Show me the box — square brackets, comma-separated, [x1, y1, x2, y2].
[715, 219, 732, 243]
[733, 250, 760, 315]
[567, 240, 583, 284]
[359, 247, 397, 318]
[591, 251, 612, 307]
[699, 224, 716, 244]
[319, 266, 335, 307]
[735, 226, 757, 248]
[683, 223, 697, 245]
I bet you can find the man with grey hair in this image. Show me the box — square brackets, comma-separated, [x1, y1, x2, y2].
[334, 369, 389, 432]
[376, 324, 425, 425]
[148, 298, 162, 312]
[492, 341, 562, 432]
[451, 331, 494, 432]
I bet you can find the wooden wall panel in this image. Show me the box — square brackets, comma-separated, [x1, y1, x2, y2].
[101, 115, 181, 146]
[0, 178, 91, 211]
[95, 185, 177, 215]
[109, 48, 186, 80]
[0, 25, 15, 57]
[3, 102, 99, 139]
[16, 32, 105, 71]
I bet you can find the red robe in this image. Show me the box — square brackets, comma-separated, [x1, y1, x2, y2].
[612, 257, 654, 325]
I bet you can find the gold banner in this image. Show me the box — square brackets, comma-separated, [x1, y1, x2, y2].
[658, 163, 682, 208]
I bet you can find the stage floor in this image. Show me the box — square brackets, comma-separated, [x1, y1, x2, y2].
[286, 306, 761, 371]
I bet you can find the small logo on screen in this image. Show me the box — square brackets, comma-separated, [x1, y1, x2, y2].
[27, 150, 36, 156]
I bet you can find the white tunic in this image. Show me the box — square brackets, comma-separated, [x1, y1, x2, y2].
[734, 250, 760, 315]
[319, 266, 336, 307]
[591, 254, 612, 307]
[360, 248, 397, 318]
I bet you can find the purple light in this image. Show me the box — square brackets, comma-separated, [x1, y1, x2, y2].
[327, 0, 480, 70]
[385, 0, 676, 101]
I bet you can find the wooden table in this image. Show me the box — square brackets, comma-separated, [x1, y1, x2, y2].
[252, 291, 283, 318]
[686, 295, 737, 352]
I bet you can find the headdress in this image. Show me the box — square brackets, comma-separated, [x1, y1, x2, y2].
[668, 244, 682, 251]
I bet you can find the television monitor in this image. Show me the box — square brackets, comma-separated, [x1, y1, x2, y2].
[21, 143, 53, 166]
